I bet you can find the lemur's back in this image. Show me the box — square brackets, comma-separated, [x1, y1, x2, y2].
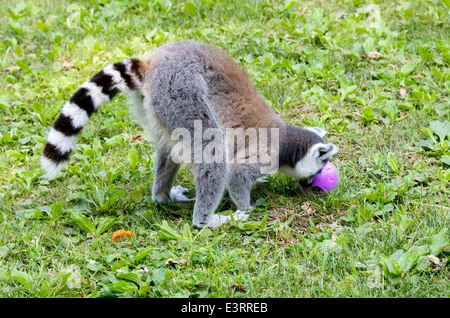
[142, 41, 283, 132]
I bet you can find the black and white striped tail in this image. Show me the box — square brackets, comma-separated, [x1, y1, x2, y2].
[41, 58, 145, 179]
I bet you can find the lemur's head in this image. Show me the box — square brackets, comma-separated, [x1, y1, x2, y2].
[278, 126, 339, 187]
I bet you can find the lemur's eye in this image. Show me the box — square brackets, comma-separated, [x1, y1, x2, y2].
[318, 145, 333, 157]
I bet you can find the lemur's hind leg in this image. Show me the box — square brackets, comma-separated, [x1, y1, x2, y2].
[151, 146, 181, 203]
[191, 160, 228, 228]
[190, 123, 253, 228]
[192, 161, 260, 228]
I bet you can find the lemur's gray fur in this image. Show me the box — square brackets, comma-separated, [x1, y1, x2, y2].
[42, 41, 339, 228]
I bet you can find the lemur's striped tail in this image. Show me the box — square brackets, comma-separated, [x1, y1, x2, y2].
[41, 58, 147, 179]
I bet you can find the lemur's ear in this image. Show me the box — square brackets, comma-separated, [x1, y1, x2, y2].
[305, 127, 327, 138]
[316, 143, 339, 159]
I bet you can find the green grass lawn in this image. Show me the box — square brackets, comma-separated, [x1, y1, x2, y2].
[0, 0, 449, 297]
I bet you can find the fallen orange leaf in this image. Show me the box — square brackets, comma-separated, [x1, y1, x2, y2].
[111, 229, 133, 242]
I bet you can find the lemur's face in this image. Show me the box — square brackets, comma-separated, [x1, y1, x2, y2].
[279, 142, 339, 187]
[296, 142, 339, 187]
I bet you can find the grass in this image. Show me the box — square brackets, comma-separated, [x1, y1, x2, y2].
[0, 0, 449, 298]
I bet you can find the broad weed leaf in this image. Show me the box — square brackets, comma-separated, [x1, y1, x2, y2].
[107, 281, 138, 293]
[151, 268, 167, 285]
[398, 245, 428, 272]
[135, 247, 154, 262]
[441, 155, 450, 166]
[157, 221, 182, 240]
[183, 1, 197, 15]
[387, 153, 400, 174]
[49, 202, 64, 221]
[283, 0, 297, 11]
[399, 62, 416, 77]
[443, 170, 450, 181]
[0, 268, 9, 280]
[70, 211, 96, 233]
[111, 260, 127, 272]
[379, 255, 401, 275]
[361, 107, 376, 122]
[128, 149, 139, 169]
[419, 127, 435, 140]
[117, 272, 141, 286]
[430, 120, 450, 142]
[95, 217, 115, 235]
[429, 228, 449, 256]
[10, 270, 32, 289]
[339, 85, 357, 102]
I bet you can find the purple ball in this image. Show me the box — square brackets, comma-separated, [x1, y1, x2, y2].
[303, 161, 339, 194]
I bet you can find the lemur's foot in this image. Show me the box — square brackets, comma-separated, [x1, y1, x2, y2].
[204, 210, 250, 229]
[169, 186, 195, 203]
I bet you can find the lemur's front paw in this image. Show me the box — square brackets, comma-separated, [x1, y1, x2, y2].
[203, 210, 250, 229]
[232, 210, 250, 222]
[204, 214, 231, 229]
[170, 186, 195, 203]
[255, 176, 269, 183]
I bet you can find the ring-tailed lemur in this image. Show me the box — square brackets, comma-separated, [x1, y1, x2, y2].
[41, 41, 339, 228]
